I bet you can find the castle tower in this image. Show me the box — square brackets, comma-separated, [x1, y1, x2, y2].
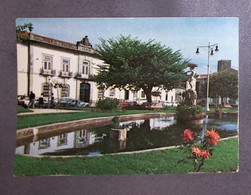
[217, 60, 231, 72]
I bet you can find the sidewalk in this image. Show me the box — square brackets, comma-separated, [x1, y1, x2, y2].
[18, 108, 85, 115]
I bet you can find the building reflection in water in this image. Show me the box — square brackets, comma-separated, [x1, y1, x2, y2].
[149, 117, 175, 130]
[74, 129, 96, 149]
[15, 117, 177, 155]
[57, 134, 67, 146]
[39, 139, 50, 149]
[16, 129, 98, 155]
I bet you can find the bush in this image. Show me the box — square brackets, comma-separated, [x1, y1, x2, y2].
[176, 104, 204, 121]
[125, 104, 147, 110]
[96, 98, 121, 111]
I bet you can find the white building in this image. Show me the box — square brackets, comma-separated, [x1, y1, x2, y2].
[17, 33, 183, 107]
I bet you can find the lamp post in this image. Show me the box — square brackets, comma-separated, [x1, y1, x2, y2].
[27, 24, 33, 95]
[196, 42, 219, 111]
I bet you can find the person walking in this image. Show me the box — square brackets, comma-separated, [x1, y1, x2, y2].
[38, 96, 44, 108]
[28, 91, 36, 109]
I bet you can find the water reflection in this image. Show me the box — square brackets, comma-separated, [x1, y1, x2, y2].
[16, 115, 238, 156]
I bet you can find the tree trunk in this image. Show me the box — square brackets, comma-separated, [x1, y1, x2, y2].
[142, 85, 153, 107]
[145, 92, 152, 103]
[215, 94, 218, 107]
[220, 96, 224, 106]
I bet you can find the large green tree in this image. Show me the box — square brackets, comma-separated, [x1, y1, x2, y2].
[209, 71, 238, 105]
[93, 35, 189, 103]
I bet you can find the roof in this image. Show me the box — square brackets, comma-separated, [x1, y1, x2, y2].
[31, 33, 76, 47]
[17, 32, 99, 56]
[16, 32, 29, 37]
[196, 74, 208, 80]
[221, 68, 238, 73]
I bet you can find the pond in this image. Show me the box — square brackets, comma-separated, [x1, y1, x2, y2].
[16, 114, 238, 156]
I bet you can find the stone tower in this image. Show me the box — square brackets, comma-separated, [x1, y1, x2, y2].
[217, 60, 231, 72]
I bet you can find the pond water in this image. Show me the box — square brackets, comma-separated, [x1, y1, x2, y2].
[16, 114, 238, 156]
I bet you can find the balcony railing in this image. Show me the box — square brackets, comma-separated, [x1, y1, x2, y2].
[40, 68, 56, 76]
[59, 71, 73, 78]
[75, 73, 91, 80]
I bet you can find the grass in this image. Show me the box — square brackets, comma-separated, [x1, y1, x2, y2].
[17, 105, 238, 130]
[17, 106, 33, 114]
[208, 106, 238, 113]
[14, 137, 238, 176]
[17, 109, 176, 130]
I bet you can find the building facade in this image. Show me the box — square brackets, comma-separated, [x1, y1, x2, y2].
[17, 33, 183, 107]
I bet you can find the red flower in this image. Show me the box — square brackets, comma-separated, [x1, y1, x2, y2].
[181, 129, 194, 143]
[200, 149, 209, 160]
[205, 129, 221, 146]
[192, 147, 201, 157]
[192, 147, 209, 160]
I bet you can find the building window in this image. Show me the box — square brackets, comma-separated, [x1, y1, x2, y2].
[98, 89, 104, 99]
[43, 55, 53, 70]
[124, 90, 129, 100]
[175, 94, 181, 102]
[61, 84, 70, 97]
[78, 129, 87, 143]
[42, 83, 51, 97]
[141, 91, 145, 98]
[62, 59, 70, 72]
[109, 88, 115, 97]
[38, 139, 50, 149]
[166, 93, 168, 101]
[57, 134, 67, 146]
[82, 61, 89, 75]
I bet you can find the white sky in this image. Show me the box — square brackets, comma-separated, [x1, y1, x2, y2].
[16, 17, 239, 74]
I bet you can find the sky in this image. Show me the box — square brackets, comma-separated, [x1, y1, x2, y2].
[16, 17, 239, 74]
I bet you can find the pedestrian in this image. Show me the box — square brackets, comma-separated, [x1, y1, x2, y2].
[50, 94, 54, 108]
[39, 96, 44, 108]
[28, 91, 36, 109]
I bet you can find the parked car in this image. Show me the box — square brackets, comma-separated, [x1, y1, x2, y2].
[17, 96, 30, 106]
[77, 101, 89, 108]
[57, 97, 74, 107]
[57, 97, 89, 108]
[34, 98, 52, 108]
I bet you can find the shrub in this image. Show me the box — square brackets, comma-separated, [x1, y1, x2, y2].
[96, 98, 120, 111]
[176, 104, 204, 121]
[125, 104, 147, 110]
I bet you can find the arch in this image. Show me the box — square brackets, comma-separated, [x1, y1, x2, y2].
[80, 83, 90, 102]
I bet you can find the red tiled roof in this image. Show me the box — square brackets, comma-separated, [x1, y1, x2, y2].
[16, 32, 29, 37]
[31, 33, 76, 46]
[221, 68, 238, 73]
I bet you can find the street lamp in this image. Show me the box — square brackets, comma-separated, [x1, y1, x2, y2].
[196, 42, 219, 111]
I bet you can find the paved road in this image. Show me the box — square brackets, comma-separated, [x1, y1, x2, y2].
[18, 108, 84, 115]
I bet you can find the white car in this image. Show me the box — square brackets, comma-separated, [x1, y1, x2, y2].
[58, 97, 89, 107]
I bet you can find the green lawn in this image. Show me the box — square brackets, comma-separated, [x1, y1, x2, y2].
[209, 106, 238, 113]
[14, 137, 238, 176]
[17, 109, 176, 130]
[17, 105, 238, 130]
[17, 106, 34, 114]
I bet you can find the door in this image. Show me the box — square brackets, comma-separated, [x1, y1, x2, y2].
[124, 90, 129, 100]
[80, 83, 90, 102]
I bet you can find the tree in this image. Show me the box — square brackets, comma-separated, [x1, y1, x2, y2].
[16, 23, 33, 42]
[209, 71, 238, 105]
[93, 35, 189, 104]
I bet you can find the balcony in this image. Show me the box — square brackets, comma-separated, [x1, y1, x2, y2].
[75, 73, 93, 81]
[59, 71, 73, 78]
[40, 68, 56, 76]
